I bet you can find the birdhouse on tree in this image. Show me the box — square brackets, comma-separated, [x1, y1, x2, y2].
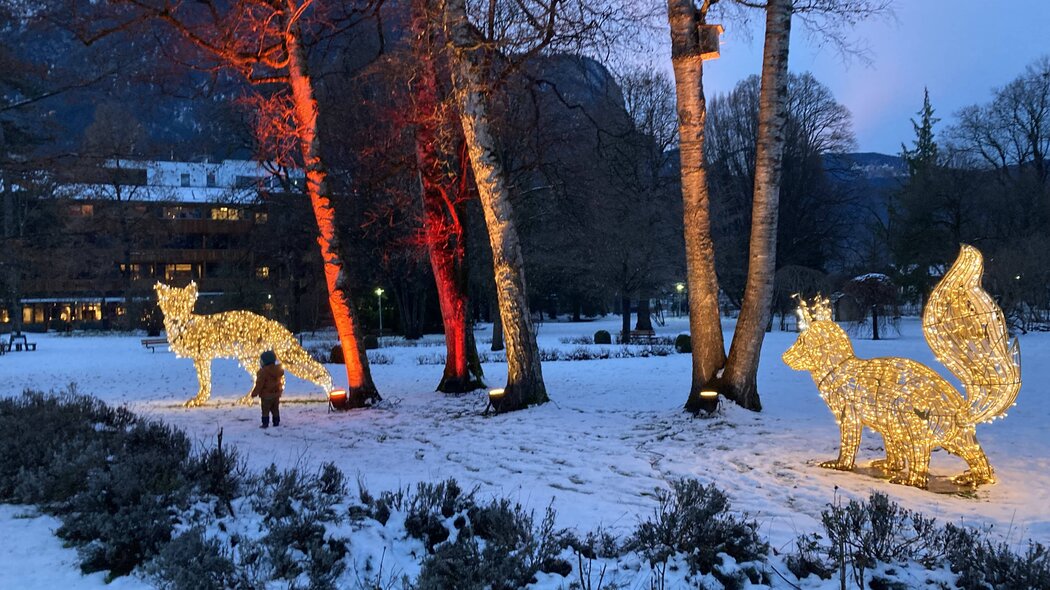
[699, 24, 724, 60]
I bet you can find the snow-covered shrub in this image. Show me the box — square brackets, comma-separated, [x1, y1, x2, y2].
[785, 533, 835, 581]
[368, 352, 394, 365]
[804, 491, 943, 586]
[250, 463, 341, 523]
[239, 464, 351, 588]
[0, 389, 134, 504]
[593, 330, 612, 344]
[942, 524, 1050, 590]
[629, 479, 768, 586]
[144, 527, 240, 590]
[57, 419, 192, 578]
[560, 335, 594, 345]
[563, 527, 621, 560]
[793, 491, 1050, 589]
[674, 334, 691, 354]
[243, 511, 348, 589]
[187, 431, 246, 517]
[416, 500, 569, 590]
[403, 479, 477, 551]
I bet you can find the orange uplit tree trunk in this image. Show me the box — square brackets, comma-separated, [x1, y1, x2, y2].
[103, 0, 382, 406]
[411, 0, 484, 393]
[285, 17, 379, 406]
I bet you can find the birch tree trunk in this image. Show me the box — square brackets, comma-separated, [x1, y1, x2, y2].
[667, 0, 727, 412]
[285, 20, 379, 407]
[444, 0, 548, 410]
[722, 0, 793, 411]
[411, 0, 484, 393]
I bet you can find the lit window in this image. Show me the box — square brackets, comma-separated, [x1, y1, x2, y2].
[254, 211, 269, 224]
[163, 206, 202, 220]
[67, 204, 94, 217]
[164, 263, 194, 281]
[210, 207, 241, 221]
[256, 266, 270, 279]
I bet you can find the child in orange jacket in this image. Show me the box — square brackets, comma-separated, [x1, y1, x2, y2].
[251, 350, 285, 428]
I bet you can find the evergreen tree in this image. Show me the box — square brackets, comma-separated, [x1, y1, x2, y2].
[889, 89, 950, 302]
[901, 88, 940, 176]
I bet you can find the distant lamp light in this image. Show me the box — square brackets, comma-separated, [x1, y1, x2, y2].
[486, 388, 506, 415]
[675, 283, 685, 293]
[328, 388, 349, 412]
[375, 288, 384, 335]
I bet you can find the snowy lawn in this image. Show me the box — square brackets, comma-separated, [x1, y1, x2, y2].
[1, 315, 1047, 585]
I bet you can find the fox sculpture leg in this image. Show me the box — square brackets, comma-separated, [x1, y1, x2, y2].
[943, 429, 995, 486]
[186, 359, 213, 407]
[871, 434, 907, 474]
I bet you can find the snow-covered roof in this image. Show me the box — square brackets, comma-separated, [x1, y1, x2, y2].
[851, 273, 892, 283]
[57, 159, 305, 204]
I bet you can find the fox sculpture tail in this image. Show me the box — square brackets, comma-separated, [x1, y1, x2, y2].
[922, 244, 1021, 425]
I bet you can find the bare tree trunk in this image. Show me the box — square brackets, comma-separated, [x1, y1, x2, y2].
[723, 0, 793, 411]
[2, 184, 23, 333]
[635, 297, 654, 331]
[621, 295, 631, 342]
[412, 0, 484, 392]
[285, 23, 379, 407]
[445, 0, 547, 410]
[667, 0, 727, 412]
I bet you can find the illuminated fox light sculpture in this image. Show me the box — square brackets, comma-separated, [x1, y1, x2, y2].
[783, 245, 1020, 489]
[155, 282, 334, 407]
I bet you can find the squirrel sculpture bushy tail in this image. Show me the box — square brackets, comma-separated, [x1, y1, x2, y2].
[922, 245, 1021, 425]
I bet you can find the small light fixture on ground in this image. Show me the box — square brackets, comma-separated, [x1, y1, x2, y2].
[328, 388, 348, 412]
[486, 388, 505, 415]
[698, 389, 719, 415]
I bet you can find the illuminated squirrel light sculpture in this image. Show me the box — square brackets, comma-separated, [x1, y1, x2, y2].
[783, 245, 1020, 489]
[155, 282, 334, 407]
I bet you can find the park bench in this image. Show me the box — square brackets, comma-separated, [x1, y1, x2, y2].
[5, 333, 36, 352]
[141, 338, 170, 352]
[628, 329, 656, 344]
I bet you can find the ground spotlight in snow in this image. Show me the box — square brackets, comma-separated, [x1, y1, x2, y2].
[328, 388, 348, 411]
[486, 388, 505, 414]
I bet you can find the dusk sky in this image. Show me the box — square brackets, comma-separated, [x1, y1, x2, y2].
[659, 0, 1050, 155]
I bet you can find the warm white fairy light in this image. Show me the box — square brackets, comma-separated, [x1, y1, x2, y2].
[155, 282, 334, 407]
[783, 245, 1020, 489]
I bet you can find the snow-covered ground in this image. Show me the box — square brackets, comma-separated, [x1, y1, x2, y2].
[2, 315, 1048, 587]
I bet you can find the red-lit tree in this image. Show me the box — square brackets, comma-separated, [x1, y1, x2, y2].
[80, 0, 382, 406]
[410, 0, 484, 393]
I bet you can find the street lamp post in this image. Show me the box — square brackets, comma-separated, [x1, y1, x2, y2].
[675, 283, 685, 317]
[375, 287, 384, 335]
